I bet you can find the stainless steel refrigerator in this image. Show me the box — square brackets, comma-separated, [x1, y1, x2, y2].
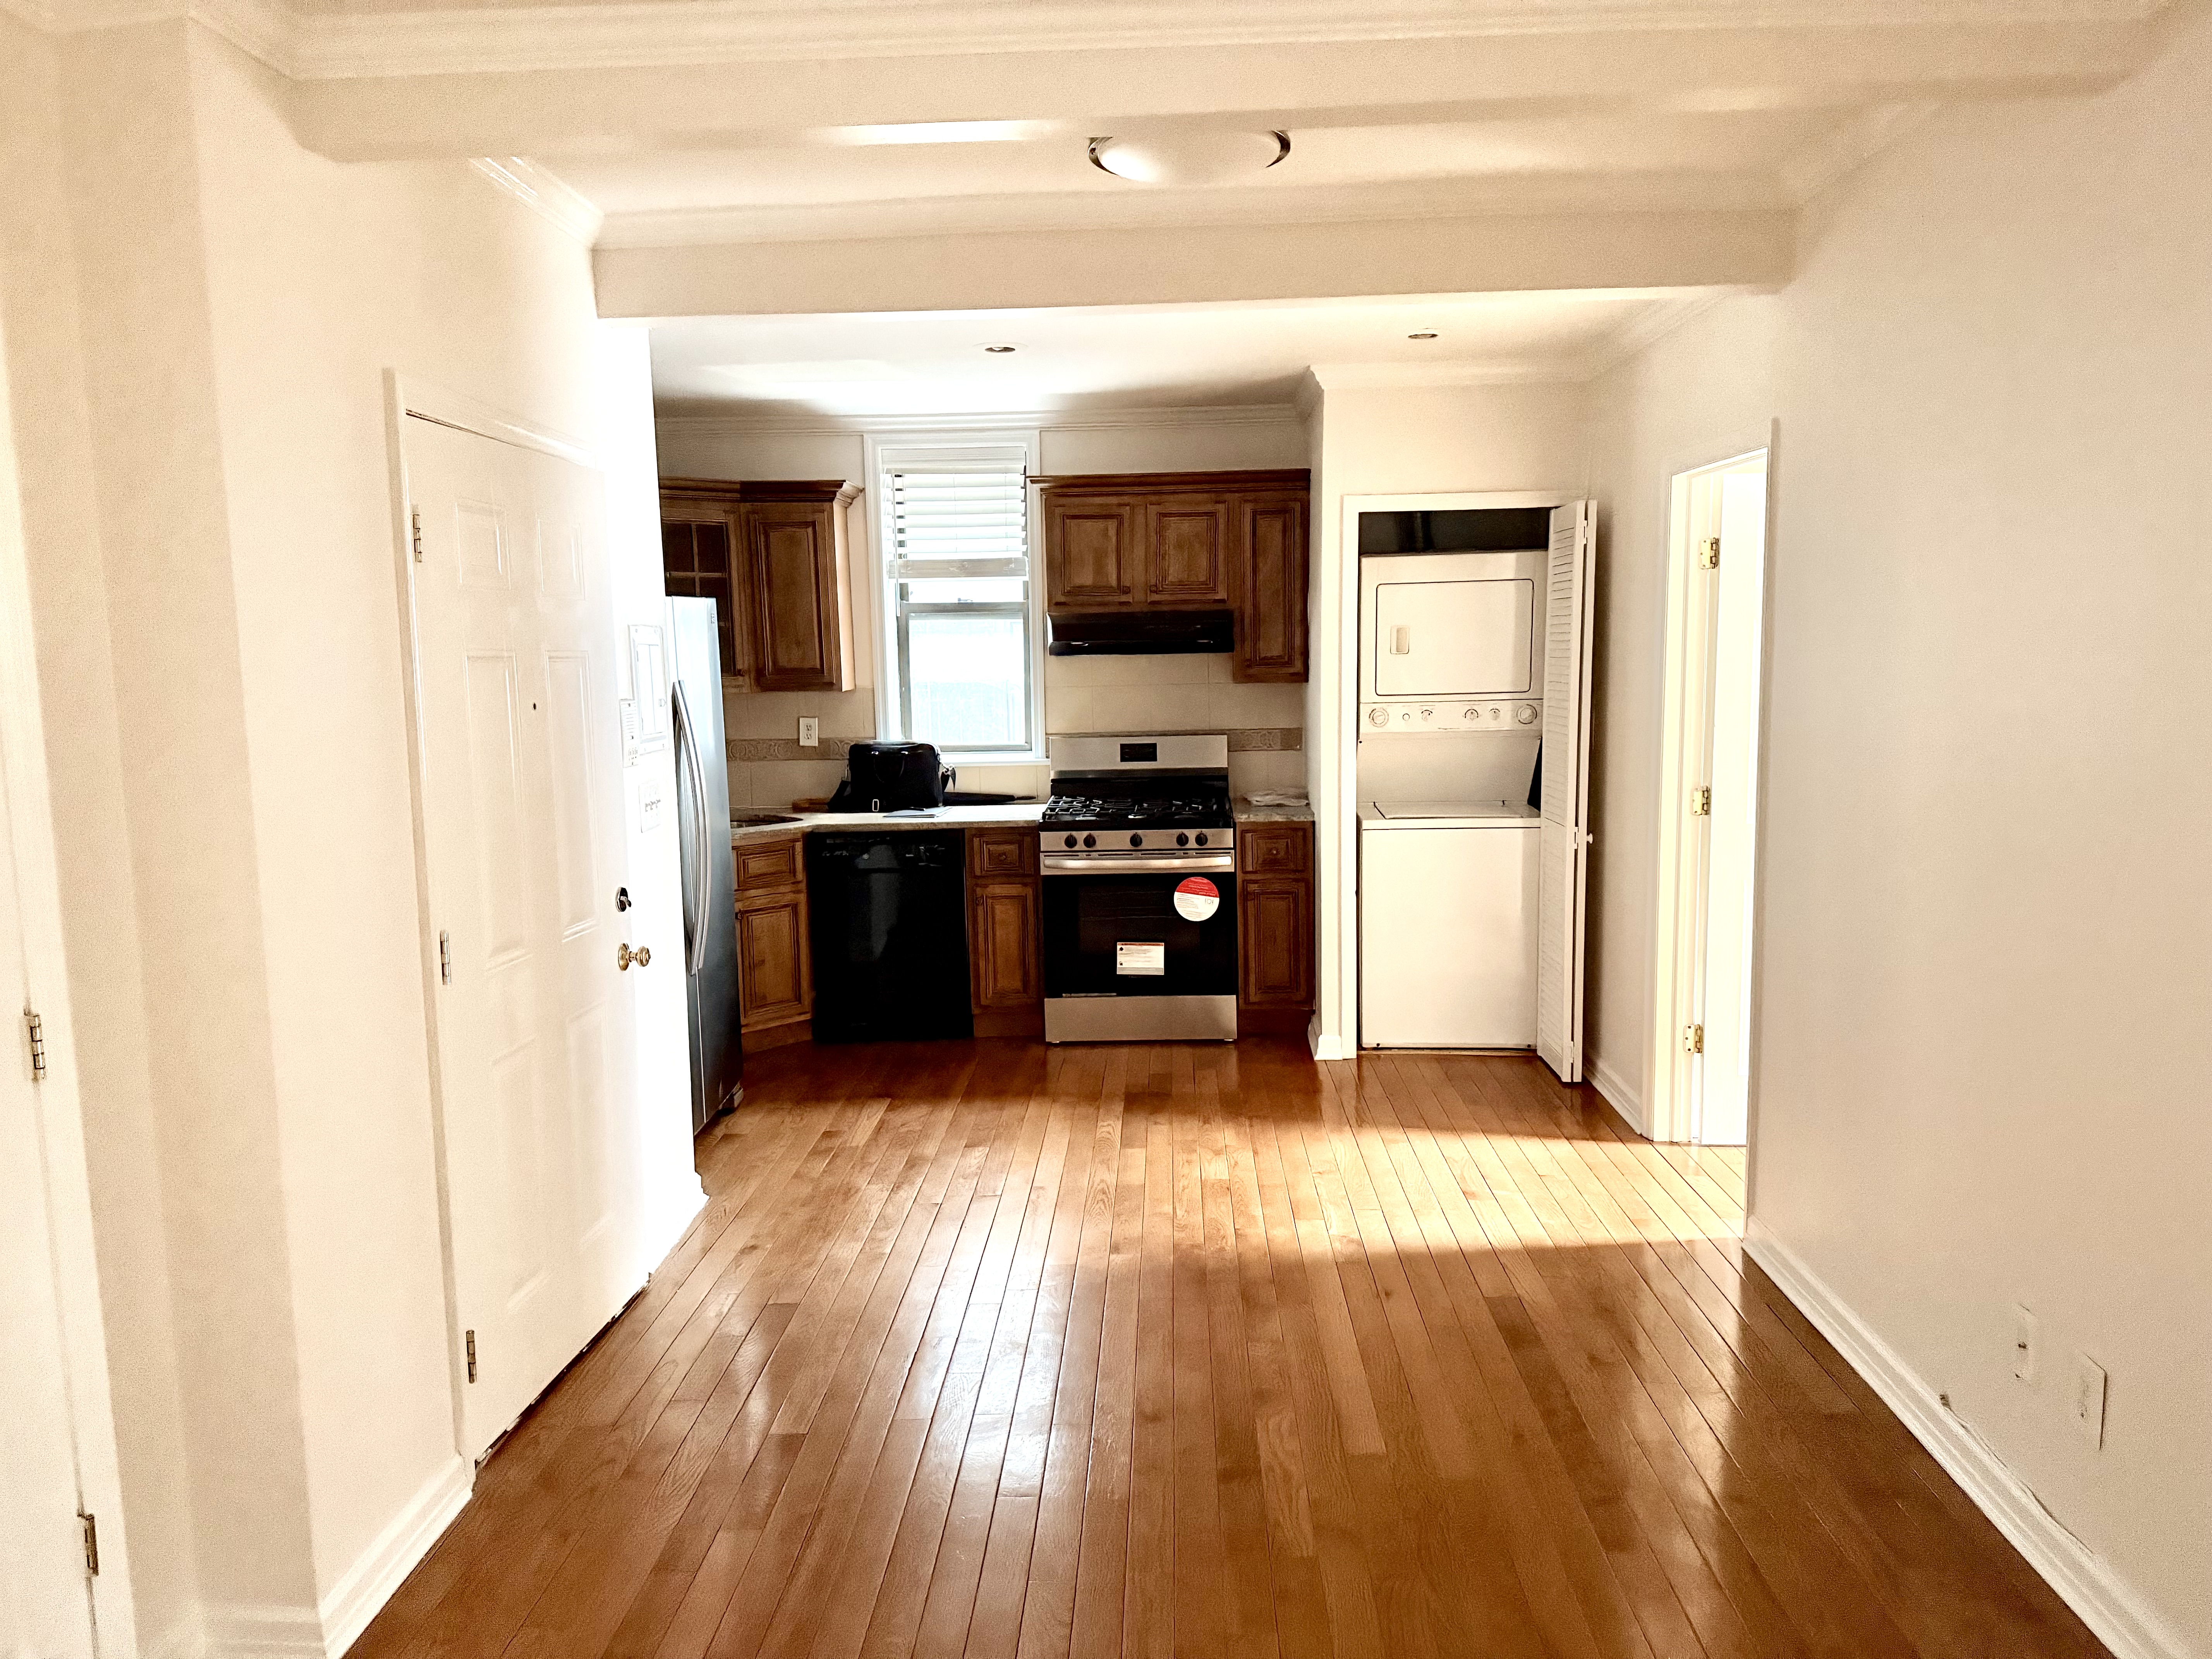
[669, 597, 740, 1132]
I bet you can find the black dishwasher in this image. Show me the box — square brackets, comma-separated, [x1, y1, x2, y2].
[805, 830, 974, 1043]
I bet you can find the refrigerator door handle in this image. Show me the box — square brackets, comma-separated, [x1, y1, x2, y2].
[672, 680, 713, 977]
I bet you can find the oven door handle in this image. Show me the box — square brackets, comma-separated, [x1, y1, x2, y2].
[1042, 854, 1235, 876]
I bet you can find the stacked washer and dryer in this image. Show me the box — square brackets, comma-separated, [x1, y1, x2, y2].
[1355, 500, 1595, 1079]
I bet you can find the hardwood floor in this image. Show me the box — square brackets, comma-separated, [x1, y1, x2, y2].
[352, 1040, 2107, 1659]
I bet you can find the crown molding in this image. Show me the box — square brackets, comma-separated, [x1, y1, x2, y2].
[1307, 359, 1586, 391]
[1576, 290, 1735, 379]
[1776, 99, 1940, 202]
[593, 170, 1785, 252]
[470, 156, 604, 245]
[654, 402, 1307, 438]
[5, 0, 2164, 79]
[292, 0, 2166, 79]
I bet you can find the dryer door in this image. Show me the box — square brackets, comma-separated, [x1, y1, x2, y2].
[1370, 573, 1536, 698]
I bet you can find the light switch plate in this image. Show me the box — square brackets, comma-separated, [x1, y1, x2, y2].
[2073, 1354, 2107, 1448]
[798, 716, 820, 748]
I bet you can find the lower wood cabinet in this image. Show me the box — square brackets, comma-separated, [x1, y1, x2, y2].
[735, 832, 811, 1044]
[1238, 821, 1315, 1031]
[966, 829, 1043, 1037]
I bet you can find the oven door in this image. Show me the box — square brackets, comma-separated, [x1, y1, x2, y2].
[1042, 852, 1238, 1040]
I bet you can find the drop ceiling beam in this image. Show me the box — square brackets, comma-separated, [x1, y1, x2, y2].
[592, 207, 1791, 320]
[290, 14, 2157, 159]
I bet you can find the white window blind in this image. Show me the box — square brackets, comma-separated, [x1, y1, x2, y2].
[873, 442, 1041, 756]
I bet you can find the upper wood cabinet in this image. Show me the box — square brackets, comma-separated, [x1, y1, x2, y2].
[1039, 469, 1309, 682]
[660, 478, 858, 692]
[1042, 495, 1140, 607]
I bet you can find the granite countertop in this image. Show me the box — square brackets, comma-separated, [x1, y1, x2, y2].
[730, 802, 1046, 847]
[1233, 798, 1315, 824]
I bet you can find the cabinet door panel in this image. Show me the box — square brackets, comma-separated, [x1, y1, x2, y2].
[1144, 500, 1230, 604]
[1233, 495, 1309, 682]
[661, 504, 752, 688]
[1238, 823, 1310, 876]
[1238, 876, 1313, 1008]
[737, 891, 810, 1027]
[743, 502, 840, 690]
[1045, 497, 1140, 607]
[970, 879, 1042, 1008]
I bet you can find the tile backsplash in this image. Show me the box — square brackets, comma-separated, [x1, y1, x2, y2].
[722, 654, 1307, 810]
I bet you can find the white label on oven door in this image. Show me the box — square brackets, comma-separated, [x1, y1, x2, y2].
[1116, 942, 1167, 976]
[1173, 876, 1220, 921]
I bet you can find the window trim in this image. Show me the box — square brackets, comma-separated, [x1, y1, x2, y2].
[863, 429, 1047, 765]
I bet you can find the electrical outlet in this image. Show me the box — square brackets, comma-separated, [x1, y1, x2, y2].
[798, 716, 820, 749]
[2072, 1355, 2107, 1448]
[2011, 1305, 2039, 1383]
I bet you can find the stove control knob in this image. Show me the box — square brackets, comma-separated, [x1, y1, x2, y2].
[1176, 832, 1190, 847]
[1083, 834, 1096, 848]
[1195, 833, 1208, 847]
[1063, 833, 1078, 848]
[1130, 833, 1143, 847]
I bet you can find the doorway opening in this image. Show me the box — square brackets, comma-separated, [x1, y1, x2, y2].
[1648, 448, 1770, 1147]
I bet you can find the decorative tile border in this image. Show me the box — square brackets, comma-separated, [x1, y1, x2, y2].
[726, 728, 1301, 763]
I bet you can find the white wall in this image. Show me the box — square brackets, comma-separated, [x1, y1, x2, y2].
[3, 17, 692, 1652]
[1305, 379, 1589, 1055]
[654, 410, 1312, 806]
[1583, 14, 2212, 1652]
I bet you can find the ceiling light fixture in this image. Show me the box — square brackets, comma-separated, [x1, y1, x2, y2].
[1408, 330, 1440, 340]
[1088, 129, 1290, 186]
[982, 343, 1019, 354]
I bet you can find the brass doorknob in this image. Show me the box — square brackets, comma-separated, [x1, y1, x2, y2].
[617, 943, 651, 970]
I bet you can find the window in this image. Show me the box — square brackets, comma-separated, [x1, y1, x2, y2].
[869, 437, 1043, 759]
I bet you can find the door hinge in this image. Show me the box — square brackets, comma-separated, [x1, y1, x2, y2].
[79, 1510, 100, 1577]
[464, 1328, 477, 1383]
[438, 930, 451, 986]
[1691, 786, 1711, 817]
[1699, 536, 1721, 570]
[411, 508, 425, 563]
[1684, 1023, 1705, 1055]
[25, 1008, 47, 1081]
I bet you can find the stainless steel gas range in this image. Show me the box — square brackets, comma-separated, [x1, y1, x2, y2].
[1039, 734, 1238, 1044]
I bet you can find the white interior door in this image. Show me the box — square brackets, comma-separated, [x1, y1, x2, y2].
[1535, 501, 1595, 1082]
[404, 413, 639, 1458]
[0, 757, 98, 1659]
[1691, 466, 1767, 1146]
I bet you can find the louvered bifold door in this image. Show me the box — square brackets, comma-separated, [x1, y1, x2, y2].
[1536, 500, 1595, 1082]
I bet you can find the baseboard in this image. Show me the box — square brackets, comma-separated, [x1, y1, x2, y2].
[202, 1606, 325, 1659]
[1308, 1015, 1351, 1060]
[149, 1609, 210, 1659]
[1744, 1220, 2194, 1659]
[316, 1455, 473, 1657]
[1587, 1054, 1645, 1135]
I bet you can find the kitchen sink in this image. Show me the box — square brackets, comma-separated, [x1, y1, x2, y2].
[731, 811, 804, 826]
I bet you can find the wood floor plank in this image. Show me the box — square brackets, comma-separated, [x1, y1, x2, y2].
[352, 1042, 2112, 1659]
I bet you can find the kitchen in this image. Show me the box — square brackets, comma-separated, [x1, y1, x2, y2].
[644, 307, 1599, 1128]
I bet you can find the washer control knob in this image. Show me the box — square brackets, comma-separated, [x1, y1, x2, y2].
[1463, 707, 1479, 721]
[1420, 707, 1434, 721]
[1368, 706, 1388, 726]
[1130, 833, 1143, 847]
[1489, 705, 1503, 720]
[1083, 834, 1096, 848]
[1516, 703, 1539, 725]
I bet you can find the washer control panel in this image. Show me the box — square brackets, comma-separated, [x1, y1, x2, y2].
[1362, 701, 1542, 733]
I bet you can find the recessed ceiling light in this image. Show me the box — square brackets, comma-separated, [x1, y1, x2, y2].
[1408, 330, 1440, 340]
[982, 343, 1019, 354]
[1088, 129, 1290, 186]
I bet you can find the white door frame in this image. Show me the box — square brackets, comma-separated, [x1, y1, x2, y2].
[1329, 488, 1580, 1057]
[0, 344, 137, 1655]
[380, 371, 598, 1455]
[1644, 437, 1777, 1146]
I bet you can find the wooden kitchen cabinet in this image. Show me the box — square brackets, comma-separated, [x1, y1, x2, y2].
[1039, 469, 1310, 681]
[734, 832, 811, 1046]
[965, 828, 1043, 1037]
[1042, 495, 1141, 608]
[1238, 820, 1314, 1031]
[660, 478, 857, 692]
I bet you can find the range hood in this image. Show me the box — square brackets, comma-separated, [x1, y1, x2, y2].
[1047, 608, 1234, 656]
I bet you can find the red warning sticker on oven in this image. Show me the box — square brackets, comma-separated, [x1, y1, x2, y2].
[1173, 876, 1221, 922]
